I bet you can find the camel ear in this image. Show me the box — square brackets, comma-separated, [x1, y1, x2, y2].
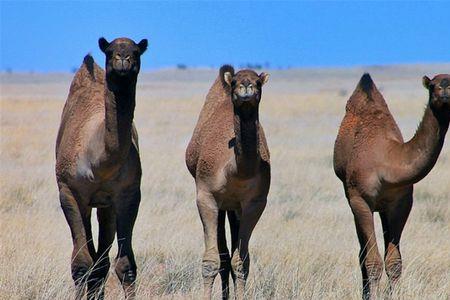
[98, 37, 110, 53]
[259, 72, 270, 85]
[422, 76, 431, 89]
[137, 39, 148, 54]
[224, 72, 233, 86]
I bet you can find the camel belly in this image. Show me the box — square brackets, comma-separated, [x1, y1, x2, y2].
[89, 189, 114, 208]
[213, 176, 261, 209]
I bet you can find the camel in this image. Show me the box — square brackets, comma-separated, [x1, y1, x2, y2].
[185, 65, 271, 299]
[333, 74, 450, 299]
[55, 37, 147, 299]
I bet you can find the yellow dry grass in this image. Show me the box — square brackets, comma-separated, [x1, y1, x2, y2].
[1, 65, 449, 299]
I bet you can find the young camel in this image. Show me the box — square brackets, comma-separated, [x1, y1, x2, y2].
[186, 65, 270, 299]
[56, 37, 147, 299]
[333, 74, 450, 299]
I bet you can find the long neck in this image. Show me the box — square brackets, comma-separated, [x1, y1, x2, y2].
[104, 76, 137, 162]
[233, 106, 260, 178]
[388, 104, 449, 186]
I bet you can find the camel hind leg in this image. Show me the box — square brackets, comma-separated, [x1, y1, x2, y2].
[348, 195, 383, 300]
[87, 206, 116, 300]
[218, 210, 231, 300]
[231, 197, 266, 300]
[115, 186, 141, 299]
[196, 189, 220, 300]
[227, 210, 240, 286]
[58, 184, 94, 300]
[380, 189, 413, 296]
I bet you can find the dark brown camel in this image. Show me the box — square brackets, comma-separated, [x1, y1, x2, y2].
[55, 37, 147, 299]
[185, 65, 270, 299]
[333, 74, 450, 299]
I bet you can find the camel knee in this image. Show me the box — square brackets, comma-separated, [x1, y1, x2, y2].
[202, 255, 221, 279]
[231, 250, 249, 281]
[115, 256, 137, 285]
[385, 257, 402, 282]
[72, 260, 93, 283]
[364, 257, 383, 282]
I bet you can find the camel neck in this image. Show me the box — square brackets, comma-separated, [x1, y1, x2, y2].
[104, 76, 137, 161]
[233, 106, 260, 178]
[390, 104, 449, 186]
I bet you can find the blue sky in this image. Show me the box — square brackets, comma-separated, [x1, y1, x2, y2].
[1, 1, 449, 72]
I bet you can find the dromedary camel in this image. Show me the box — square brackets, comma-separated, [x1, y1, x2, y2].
[55, 37, 147, 299]
[186, 65, 270, 299]
[333, 74, 449, 299]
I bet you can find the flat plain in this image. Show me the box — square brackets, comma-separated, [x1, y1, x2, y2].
[1, 64, 449, 299]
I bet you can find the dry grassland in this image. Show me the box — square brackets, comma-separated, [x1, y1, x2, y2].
[1, 64, 449, 299]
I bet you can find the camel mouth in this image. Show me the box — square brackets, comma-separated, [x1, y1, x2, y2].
[239, 96, 253, 102]
[114, 69, 132, 76]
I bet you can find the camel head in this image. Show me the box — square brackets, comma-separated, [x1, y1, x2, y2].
[99, 37, 147, 78]
[423, 74, 450, 110]
[221, 65, 269, 111]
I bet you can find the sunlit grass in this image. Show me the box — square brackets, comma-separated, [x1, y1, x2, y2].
[1, 66, 449, 299]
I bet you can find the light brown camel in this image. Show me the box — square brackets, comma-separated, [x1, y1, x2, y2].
[55, 37, 147, 300]
[333, 74, 450, 299]
[186, 65, 270, 299]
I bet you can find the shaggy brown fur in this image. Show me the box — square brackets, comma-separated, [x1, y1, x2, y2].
[186, 65, 270, 299]
[333, 74, 450, 299]
[56, 37, 147, 300]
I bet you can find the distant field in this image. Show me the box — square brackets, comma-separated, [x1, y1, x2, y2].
[1, 64, 449, 299]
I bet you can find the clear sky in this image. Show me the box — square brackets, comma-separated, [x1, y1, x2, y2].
[1, 1, 449, 72]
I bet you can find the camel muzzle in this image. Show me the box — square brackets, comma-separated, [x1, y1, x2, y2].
[114, 59, 132, 74]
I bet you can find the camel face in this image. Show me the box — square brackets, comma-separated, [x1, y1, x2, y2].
[224, 70, 269, 110]
[423, 74, 450, 109]
[99, 37, 148, 77]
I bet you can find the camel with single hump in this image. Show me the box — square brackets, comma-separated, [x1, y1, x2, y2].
[186, 65, 271, 299]
[56, 37, 147, 299]
[333, 74, 450, 299]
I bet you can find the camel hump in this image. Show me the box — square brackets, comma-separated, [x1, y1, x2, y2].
[219, 65, 235, 78]
[83, 54, 96, 78]
[219, 65, 234, 88]
[69, 54, 104, 93]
